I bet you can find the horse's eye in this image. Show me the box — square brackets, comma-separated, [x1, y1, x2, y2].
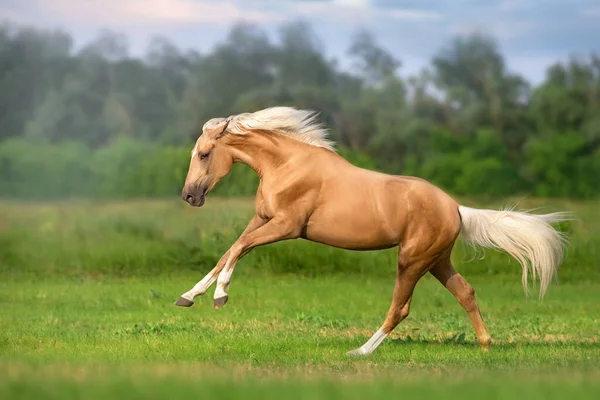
[200, 152, 209, 160]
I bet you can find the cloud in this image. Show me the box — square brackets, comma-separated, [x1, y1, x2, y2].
[498, 0, 530, 12]
[451, 20, 535, 40]
[0, 6, 24, 22]
[32, 0, 286, 27]
[333, 0, 369, 7]
[386, 9, 442, 21]
[293, 0, 442, 23]
[6, 0, 443, 32]
[581, 6, 600, 18]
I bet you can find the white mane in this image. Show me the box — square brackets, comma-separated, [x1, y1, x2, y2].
[225, 107, 336, 152]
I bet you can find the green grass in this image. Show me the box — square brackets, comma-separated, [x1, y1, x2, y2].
[0, 197, 599, 399]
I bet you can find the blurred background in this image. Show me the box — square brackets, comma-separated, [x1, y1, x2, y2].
[0, 0, 599, 200]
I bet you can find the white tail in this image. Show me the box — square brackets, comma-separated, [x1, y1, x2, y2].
[458, 205, 573, 298]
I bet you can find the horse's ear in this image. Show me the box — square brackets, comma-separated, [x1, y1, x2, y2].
[202, 116, 232, 139]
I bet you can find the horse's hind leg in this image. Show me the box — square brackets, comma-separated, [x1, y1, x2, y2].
[346, 279, 415, 356]
[430, 258, 491, 350]
[347, 249, 434, 356]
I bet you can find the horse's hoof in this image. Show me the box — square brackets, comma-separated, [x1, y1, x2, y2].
[346, 348, 368, 357]
[479, 337, 491, 351]
[174, 297, 194, 307]
[214, 296, 228, 309]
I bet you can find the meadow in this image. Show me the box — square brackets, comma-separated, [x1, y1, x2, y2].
[0, 196, 599, 399]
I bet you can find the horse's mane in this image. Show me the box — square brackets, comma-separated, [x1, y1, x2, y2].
[221, 107, 336, 152]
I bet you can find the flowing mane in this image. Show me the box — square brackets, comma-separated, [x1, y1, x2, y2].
[222, 107, 336, 152]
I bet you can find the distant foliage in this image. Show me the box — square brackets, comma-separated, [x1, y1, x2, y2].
[0, 138, 381, 199]
[0, 20, 598, 199]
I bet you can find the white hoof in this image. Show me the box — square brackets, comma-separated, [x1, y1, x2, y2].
[346, 329, 388, 357]
[346, 347, 369, 356]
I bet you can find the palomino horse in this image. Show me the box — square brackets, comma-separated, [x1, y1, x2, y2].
[175, 106, 570, 356]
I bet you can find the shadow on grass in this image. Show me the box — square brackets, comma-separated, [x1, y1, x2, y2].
[386, 335, 600, 349]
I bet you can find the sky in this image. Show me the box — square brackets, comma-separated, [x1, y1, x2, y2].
[2, 0, 600, 85]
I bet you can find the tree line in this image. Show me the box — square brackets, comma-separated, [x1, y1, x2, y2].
[0, 20, 598, 199]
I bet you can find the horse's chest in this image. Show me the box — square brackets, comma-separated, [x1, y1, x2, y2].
[254, 184, 300, 220]
[255, 199, 273, 220]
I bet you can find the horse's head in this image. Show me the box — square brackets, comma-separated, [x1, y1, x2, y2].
[181, 117, 235, 207]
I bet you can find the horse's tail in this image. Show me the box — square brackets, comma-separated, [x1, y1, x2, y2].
[457, 205, 573, 298]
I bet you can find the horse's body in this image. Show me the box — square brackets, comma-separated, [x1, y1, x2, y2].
[175, 107, 571, 356]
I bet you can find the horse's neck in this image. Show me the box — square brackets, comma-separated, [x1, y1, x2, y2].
[227, 132, 293, 180]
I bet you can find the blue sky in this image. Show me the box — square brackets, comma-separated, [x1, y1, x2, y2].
[2, 0, 599, 84]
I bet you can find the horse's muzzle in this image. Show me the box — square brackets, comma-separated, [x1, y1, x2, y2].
[181, 186, 207, 207]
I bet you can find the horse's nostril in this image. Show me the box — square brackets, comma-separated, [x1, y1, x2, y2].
[185, 194, 194, 203]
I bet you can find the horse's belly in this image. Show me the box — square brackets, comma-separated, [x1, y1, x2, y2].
[303, 213, 398, 251]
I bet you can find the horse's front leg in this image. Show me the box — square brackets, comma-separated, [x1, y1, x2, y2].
[174, 251, 230, 307]
[175, 214, 266, 307]
[214, 217, 301, 308]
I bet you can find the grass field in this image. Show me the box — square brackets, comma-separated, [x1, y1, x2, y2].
[1, 197, 599, 399]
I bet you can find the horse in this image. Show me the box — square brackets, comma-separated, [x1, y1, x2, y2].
[174, 106, 571, 356]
